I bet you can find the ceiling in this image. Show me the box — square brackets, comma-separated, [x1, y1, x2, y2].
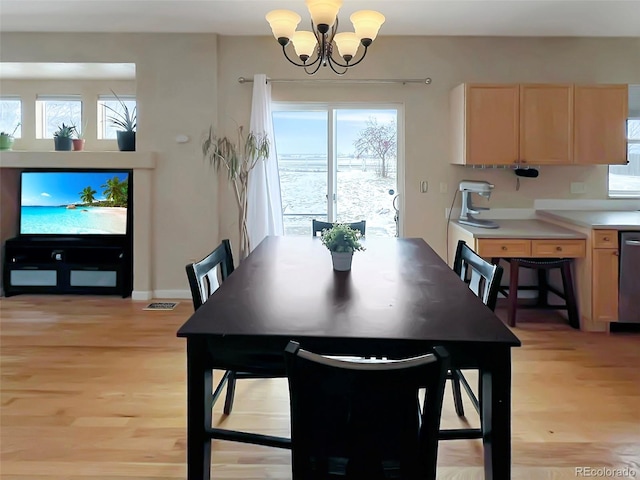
[1, 0, 639, 37]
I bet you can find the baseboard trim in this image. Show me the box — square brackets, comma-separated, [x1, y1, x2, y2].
[131, 290, 153, 301]
[153, 289, 191, 300]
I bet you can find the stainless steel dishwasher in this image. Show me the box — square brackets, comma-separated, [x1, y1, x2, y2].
[619, 231, 640, 323]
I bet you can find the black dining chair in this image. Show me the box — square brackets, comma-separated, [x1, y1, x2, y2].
[284, 341, 449, 480]
[185, 239, 279, 415]
[185, 239, 234, 310]
[312, 219, 366, 237]
[447, 240, 503, 428]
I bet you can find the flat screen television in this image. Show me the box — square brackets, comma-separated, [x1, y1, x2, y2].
[19, 169, 133, 236]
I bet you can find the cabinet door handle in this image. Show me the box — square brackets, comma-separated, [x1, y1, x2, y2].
[614, 251, 620, 256]
[556, 246, 563, 251]
[603, 237, 610, 241]
[501, 246, 508, 251]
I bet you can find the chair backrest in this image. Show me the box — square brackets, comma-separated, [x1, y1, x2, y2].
[312, 219, 366, 237]
[453, 240, 503, 311]
[284, 341, 449, 480]
[185, 239, 235, 311]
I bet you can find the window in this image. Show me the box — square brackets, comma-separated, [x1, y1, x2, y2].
[0, 98, 22, 138]
[35, 96, 82, 138]
[609, 119, 640, 197]
[610, 85, 640, 197]
[272, 104, 401, 237]
[97, 95, 136, 139]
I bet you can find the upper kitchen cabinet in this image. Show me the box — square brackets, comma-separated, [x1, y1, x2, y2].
[574, 85, 628, 165]
[450, 84, 519, 165]
[450, 83, 628, 165]
[520, 84, 573, 165]
[450, 83, 572, 165]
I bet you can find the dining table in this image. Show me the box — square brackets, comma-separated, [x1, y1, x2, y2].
[177, 235, 521, 480]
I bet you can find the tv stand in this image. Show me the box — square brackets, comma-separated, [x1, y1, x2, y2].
[3, 236, 131, 297]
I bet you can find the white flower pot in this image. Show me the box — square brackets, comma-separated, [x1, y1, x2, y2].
[331, 251, 353, 271]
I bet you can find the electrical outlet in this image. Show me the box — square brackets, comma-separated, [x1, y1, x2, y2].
[439, 182, 448, 194]
[570, 182, 587, 194]
[420, 180, 428, 193]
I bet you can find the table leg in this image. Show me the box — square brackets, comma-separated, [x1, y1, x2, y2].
[187, 338, 212, 480]
[481, 348, 512, 480]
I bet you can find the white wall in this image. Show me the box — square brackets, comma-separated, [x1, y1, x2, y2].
[1, 33, 639, 295]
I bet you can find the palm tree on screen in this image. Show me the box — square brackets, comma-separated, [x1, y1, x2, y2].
[101, 177, 128, 206]
[79, 186, 97, 204]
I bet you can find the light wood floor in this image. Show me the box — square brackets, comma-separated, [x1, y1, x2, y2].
[1, 296, 639, 480]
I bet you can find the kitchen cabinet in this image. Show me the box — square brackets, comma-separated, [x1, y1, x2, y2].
[450, 83, 627, 165]
[474, 238, 586, 258]
[574, 85, 628, 165]
[520, 84, 573, 165]
[592, 230, 619, 322]
[450, 84, 519, 165]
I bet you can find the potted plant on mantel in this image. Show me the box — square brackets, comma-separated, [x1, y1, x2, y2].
[202, 125, 269, 260]
[72, 121, 87, 151]
[105, 90, 136, 151]
[0, 123, 21, 151]
[53, 123, 76, 151]
[320, 223, 365, 271]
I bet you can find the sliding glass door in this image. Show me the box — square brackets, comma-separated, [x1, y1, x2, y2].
[273, 104, 401, 237]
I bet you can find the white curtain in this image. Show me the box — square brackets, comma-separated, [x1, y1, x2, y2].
[247, 74, 284, 252]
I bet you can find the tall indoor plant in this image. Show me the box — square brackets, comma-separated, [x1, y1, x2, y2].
[105, 90, 136, 151]
[202, 125, 269, 260]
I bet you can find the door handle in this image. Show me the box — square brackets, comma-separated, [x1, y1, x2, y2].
[624, 240, 640, 246]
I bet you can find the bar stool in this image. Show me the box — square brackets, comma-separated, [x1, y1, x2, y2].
[494, 257, 580, 329]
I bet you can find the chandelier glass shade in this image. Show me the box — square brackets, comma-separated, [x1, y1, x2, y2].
[265, 0, 385, 75]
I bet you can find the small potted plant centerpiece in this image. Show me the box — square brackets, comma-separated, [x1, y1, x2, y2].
[320, 223, 365, 271]
[0, 123, 21, 151]
[53, 123, 76, 151]
[105, 90, 136, 151]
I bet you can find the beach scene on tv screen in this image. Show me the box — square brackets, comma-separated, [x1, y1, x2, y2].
[21, 172, 129, 235]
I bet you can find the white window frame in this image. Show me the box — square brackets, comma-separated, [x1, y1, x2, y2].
[35, 95, 83, 139]
[609, 117, 640, 198]
[0, 96, 23, 138]
[271, 102, 405, 234]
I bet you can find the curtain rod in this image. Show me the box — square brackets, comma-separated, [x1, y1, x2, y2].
[238, 76, 432, 85]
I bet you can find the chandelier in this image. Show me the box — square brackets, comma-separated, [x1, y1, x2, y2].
[265, 0, 385, 75]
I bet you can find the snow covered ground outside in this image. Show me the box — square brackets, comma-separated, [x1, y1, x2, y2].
[279, 157, 397, 237]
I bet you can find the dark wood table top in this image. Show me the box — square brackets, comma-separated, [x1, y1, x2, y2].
[178, 236, 520, 349]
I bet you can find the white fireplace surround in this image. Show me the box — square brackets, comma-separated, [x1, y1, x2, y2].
[0, 151, 156, 300]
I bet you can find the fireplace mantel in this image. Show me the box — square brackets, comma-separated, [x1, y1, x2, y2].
[0, 151, 156, 300]
[0, 151, 155, 169]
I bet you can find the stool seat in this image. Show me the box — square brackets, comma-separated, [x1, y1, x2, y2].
[495, 257, 579, 329]
[513, 257, 571, 266]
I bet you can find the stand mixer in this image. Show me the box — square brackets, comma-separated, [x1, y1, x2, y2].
[458, 181, 499, 229]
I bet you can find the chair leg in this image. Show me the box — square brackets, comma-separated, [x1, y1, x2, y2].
[507, 259, 519, 327]
[560, 262, 580, 329]
[223, 371, 237, 415]
[451, 371, 465, 417]
[537, 268, 549, 307]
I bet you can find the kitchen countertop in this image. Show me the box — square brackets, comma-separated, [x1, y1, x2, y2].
[450, 219, 587, 239]
[537, 210, 640, 230]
